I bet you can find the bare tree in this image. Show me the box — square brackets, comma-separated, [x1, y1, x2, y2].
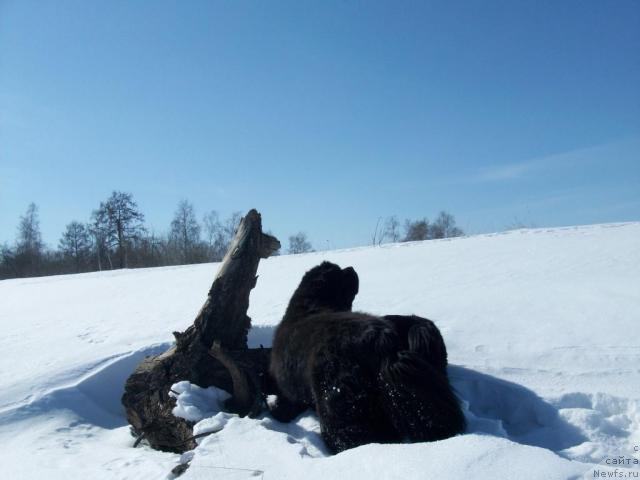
[0, 243, 17, 279]
[202, 210, 242, 261]
[203, 210, 220, 248]
[431, 211, 463, 239]
[89, 207, 112, 271]
[14, 203, 44, 276]
[169, 200, 202, 264]
[95, 191, 146, 269]
[403, 218, 430, 241]
[372, 217, 383, 246]
[223, 212, 242, 242]
[128, 230, 166, 268]
[17, 203, 43, 255]
[59, 221, 91, 272]
[384, 216, 401, 243]
[288, 232, 312, 254]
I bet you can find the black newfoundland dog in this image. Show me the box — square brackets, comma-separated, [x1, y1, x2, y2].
[269, 261, 465, 453]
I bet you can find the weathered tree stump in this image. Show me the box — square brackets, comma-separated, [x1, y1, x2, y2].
[122, 209, 280, 452]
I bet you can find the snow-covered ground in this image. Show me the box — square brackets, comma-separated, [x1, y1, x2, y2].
[1, 222, 639, 479]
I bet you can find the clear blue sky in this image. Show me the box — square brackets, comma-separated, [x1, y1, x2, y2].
[1, 0, 638, 250]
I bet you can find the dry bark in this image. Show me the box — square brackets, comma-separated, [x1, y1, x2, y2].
[122, 209, 280, 452]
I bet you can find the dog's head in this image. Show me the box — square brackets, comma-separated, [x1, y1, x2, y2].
[285, 261, 359, 318]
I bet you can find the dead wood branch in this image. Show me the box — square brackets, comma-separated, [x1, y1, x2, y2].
[122, 209, 279, 452]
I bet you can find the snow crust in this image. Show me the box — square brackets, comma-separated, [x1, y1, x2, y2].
[1, 222, 639, 479]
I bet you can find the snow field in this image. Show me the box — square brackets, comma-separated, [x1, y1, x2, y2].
[0, 222, 638, 479]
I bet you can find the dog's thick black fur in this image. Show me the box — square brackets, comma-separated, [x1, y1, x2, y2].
[269, 261, 466, 453]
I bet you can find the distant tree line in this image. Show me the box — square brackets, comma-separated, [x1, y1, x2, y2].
[0, 192, 263, 279]
[372, 211, 464, 245]
[0, 192, 463, 279]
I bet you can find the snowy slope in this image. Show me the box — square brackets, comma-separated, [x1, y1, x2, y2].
[0, 222, 639, 479]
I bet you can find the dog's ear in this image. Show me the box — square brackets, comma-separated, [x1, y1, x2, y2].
[341, 266, 359, 303]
